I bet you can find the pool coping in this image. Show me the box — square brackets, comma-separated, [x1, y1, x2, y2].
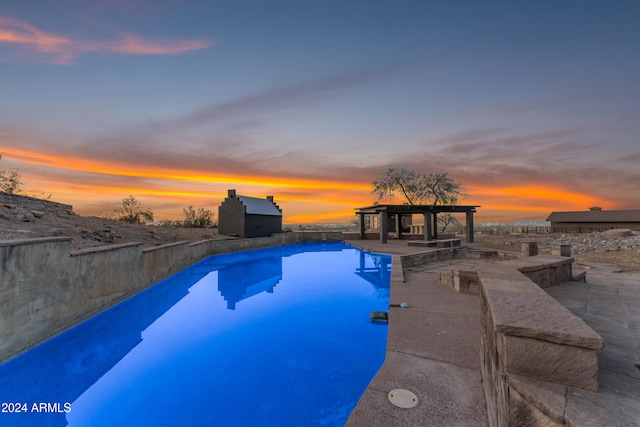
[344, 239, 489, 426]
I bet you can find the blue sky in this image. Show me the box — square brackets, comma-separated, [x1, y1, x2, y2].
[1, 0, 639, 222]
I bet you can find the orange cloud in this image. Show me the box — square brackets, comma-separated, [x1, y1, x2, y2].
[7, 147, 374, 221]
[0, 16, 69, 51]
[0, 16, 213, 64]
[6, 146, 621, 224]
[466, 184, 603, 211]
[3, 147, 370, 192]
[0, 18, 69, 65]
[464, 183, 612, 223]
[286, 209, 359, 224]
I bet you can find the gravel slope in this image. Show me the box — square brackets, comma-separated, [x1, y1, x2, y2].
[0, 205, 229, 250]
[474, 232, 640, 272]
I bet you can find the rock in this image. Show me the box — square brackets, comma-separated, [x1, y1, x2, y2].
[49, 228, 66, 236]
[86, 230, 113, 243]
[604, 229, 632, 238]
[0, 212, 10, 221]
[16, 229, 37, 238]
[16, 214, 27, 222]
[479, 231, 640, 255]
[30, 210, 46, 218]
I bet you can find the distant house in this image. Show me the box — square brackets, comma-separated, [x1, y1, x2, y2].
[546, 207, 640, 233]
[218, 189, 283, 238]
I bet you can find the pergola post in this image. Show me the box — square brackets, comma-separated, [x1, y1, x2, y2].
[466, 211, 475, 243]
[433, 212, 438, 239]
[359, 214, 366, 239]
[379, 212, 388, 243]
[395, 215, 402, 240]
[424, 212, 433, 241]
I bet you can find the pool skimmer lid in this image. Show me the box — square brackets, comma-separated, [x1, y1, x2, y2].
[388, 388, 418, 408]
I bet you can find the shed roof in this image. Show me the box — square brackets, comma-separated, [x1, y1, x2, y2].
[237, 195, 282, 216]
[546, 209, 640, 223]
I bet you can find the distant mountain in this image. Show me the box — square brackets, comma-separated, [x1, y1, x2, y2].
[509, 219, 550, 226]
[477, 219, 550, 228]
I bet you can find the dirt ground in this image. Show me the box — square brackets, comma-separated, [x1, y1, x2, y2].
[0, 208, 232, 250]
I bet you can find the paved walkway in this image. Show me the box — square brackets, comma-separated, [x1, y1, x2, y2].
[545, 264, 640, 425]
[345, 240, 488, 426]
[344, 239, 640, 426]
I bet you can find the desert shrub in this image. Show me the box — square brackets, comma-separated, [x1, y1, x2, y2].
[0, 154, 23, 194]
[114, 195, 154, 224]
[181, 205, 216, 228]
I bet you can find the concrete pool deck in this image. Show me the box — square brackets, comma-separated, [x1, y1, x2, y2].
[345, 239, 489, 426]
[344, 239, 640, 426]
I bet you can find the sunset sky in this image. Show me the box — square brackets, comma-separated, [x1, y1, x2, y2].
[1, 1, 639, 224]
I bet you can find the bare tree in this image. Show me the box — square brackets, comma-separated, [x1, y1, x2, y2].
[420, 170, 464, 205]
[438, 212, 459, 233]
[372, 164, 465, 206]
[371, 164, 421, 204]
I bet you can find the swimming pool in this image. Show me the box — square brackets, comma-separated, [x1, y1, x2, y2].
[0, 242, 391, 426]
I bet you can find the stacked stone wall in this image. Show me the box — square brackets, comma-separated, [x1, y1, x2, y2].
[476, 258, 604, 426]
[395, 246, 606, 426]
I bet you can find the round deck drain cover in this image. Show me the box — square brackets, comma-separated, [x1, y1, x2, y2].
[388, 388, 418, 408]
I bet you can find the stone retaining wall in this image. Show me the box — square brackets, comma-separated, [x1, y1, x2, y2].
[0, 231, 344, 363]
[395, 247, 605, 426]
[476, 257, 604, 426]
[400, 247, 518, 270]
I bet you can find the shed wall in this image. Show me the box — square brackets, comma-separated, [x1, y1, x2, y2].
[218, 198, 246, 237]
[244, 214, 282, 238]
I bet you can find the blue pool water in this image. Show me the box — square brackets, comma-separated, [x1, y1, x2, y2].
[0, 242, 391, 426]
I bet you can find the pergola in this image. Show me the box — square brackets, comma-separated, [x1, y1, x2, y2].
[354, 203, 480, 244]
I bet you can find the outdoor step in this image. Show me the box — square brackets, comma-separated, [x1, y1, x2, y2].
[572, 269, 587, 282]
[407, 238, 461, 248]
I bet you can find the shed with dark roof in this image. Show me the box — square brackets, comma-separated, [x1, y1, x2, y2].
[546, 207, 640, 233]
[218, 189, 283, 238]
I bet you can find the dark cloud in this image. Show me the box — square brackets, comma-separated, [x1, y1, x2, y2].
[33, 68, 395, 185]
[369, 126, 640, 208]
[487, 93, 595, 114]
[142, 69, 392, 135]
